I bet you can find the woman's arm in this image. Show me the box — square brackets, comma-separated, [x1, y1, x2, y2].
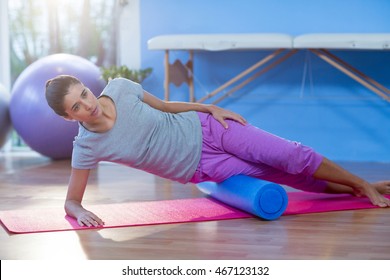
[65, 168, 104, 227]
[143, 91, 247, 128]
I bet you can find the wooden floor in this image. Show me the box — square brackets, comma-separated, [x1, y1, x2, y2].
[0, 151, 389, 260]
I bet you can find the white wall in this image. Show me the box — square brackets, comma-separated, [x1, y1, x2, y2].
[117, 0, 141, 70]
[0, 0, 10, 91]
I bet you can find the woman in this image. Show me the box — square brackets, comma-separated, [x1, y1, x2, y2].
[45, 75, 390, 227]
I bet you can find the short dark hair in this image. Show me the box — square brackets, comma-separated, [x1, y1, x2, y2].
[45, 75, 82, 116]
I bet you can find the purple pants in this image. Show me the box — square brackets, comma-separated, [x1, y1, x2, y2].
[190, 112, 328, 193]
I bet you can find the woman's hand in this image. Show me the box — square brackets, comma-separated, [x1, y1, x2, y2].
[208, 105, 247, 129]
[76, 209, 105, 227]
[65, 168, 104, 227]
[143, 91, 248, 128]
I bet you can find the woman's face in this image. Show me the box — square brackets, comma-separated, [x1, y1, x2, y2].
[62, 83, 101, 123]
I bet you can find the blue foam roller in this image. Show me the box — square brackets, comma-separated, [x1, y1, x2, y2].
[197, 175, 288, 220]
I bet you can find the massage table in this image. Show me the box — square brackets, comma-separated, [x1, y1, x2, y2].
[147, 33, 390, 103]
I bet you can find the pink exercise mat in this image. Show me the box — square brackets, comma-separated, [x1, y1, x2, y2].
[0, 192, 388, 234]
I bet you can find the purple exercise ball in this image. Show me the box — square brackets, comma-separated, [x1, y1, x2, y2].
[10, 53, 106, 159]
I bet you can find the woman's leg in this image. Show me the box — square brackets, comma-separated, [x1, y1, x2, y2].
[324, 181, 390, 195]
[216, 119, 323, 177]
[197, 113, 390, 206]
[313, 157, 390, 207]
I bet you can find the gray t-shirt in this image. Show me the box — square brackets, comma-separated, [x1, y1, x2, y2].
[71, 78, 202, 184]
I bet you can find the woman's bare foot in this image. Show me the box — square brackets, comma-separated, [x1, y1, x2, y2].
[352, 182, 390, 207]
[353, 181, 390, 197]
[371, 181, 390, 195]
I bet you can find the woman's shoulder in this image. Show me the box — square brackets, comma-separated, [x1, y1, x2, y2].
[104, 78, 143, 99]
